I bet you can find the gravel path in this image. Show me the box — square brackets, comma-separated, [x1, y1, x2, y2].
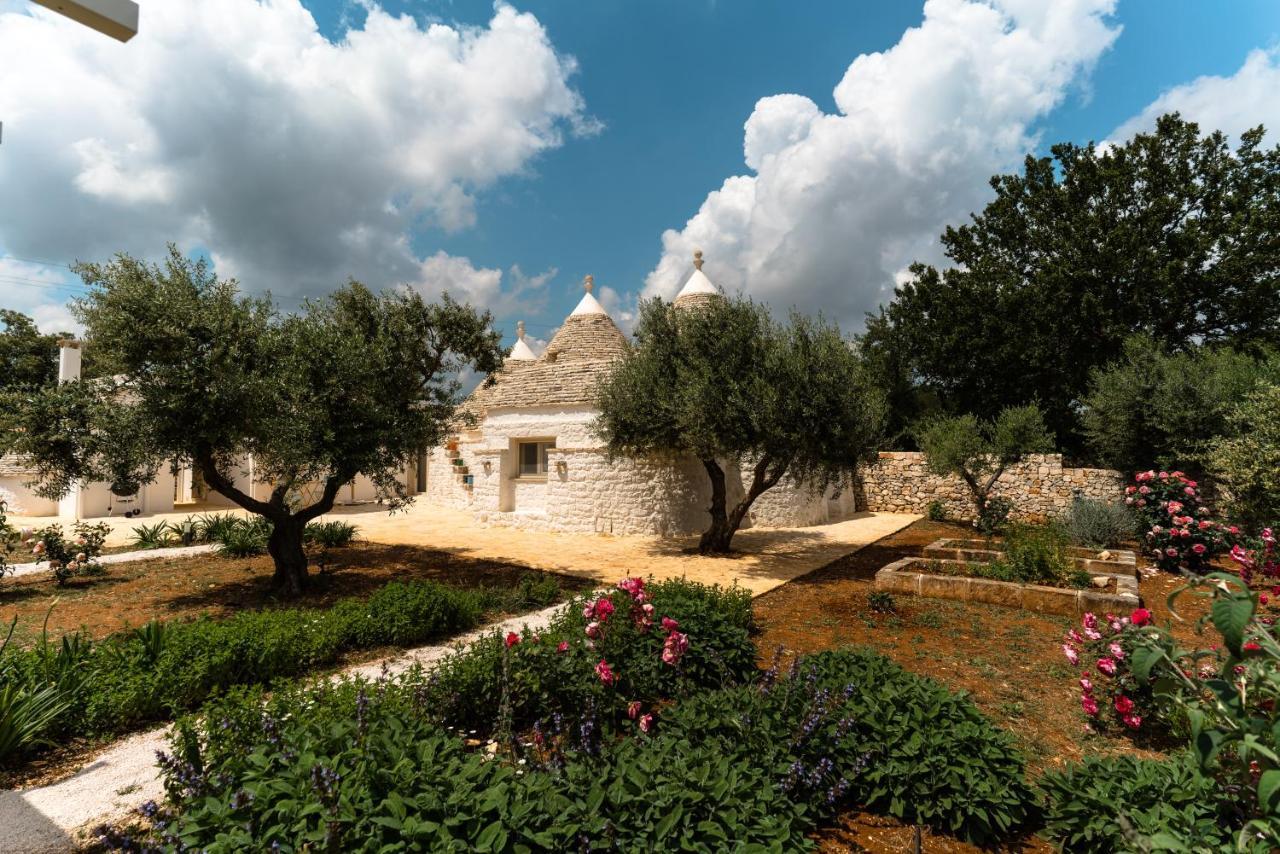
[0, 601, 570, 853]
[8, 545, 217, 580]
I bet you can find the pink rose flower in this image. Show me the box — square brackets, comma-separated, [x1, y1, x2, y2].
[617, 577, 645, 598]
[1079, 676, 1093, 694]
[642, 603, 655, 617]
[627, 700, 642, 719]
[1136, 499, 1146, 507]
[1166, 547, 1179, 558]
[1138, 485, 1151, 495]
[556, 641, 569, 653]
[585, 621, 601, 639]
[593, 598, 616, 621]
[1097, 657, 1117, 676]
[1192, 543, 1207, 555]
[595, 659, 615, 685]
[1109, 642, 1125, 660]
[1062, 644, 1079, 665]
[1082, 613, 1098, 630]
[662, 631, 689, 666]
[1067, 629, 1083, 644]
[639, 713, 654, 733]
[1081, 695, 1099, 716]
[661, 616, 679, 633]
[1184, 486, 1196, 496]
[1122, 713, 1142, 729]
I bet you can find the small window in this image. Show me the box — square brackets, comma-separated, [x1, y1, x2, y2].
[517, 440, 554, 476]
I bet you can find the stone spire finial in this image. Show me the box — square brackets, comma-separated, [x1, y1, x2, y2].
[516, 320, 526, 340]
[584, 274, 594, 294]
[693, 249, 704, 271]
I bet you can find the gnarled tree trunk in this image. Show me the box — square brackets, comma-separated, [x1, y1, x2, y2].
[698, 454, 791, 554]
[197, 449, 350, 597]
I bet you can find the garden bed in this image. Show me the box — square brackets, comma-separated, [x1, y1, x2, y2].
[875, 556, 1140, 616]
[921, 538, 1138, 577]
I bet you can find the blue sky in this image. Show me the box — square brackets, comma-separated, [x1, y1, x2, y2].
[1, 0, 1279, 347]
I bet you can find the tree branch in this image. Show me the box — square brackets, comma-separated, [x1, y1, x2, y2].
[196, 448, 276, 518]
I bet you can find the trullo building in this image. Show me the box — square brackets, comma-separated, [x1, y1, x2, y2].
[423, 253, 856, 534]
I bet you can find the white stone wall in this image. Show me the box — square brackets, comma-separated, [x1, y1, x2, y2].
[426, 404, 865, 536]
[0, 478, 59, 516]
[856, 452, 1124, 521]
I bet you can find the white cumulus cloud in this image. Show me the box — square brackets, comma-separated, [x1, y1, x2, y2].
[0, 0, 592, 308]
[643, 0, 1120, 329]
[1110, 48, 1280, 144]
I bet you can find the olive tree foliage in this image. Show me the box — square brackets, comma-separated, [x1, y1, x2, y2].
[1206, 384, 1280, 529]
[1081, 335, 1280, 475]
[594, 295, 886, 554]
[915, 404, 1054, 524]
[4, 248, 504, 596]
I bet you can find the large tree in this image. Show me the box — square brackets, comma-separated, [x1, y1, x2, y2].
[867, 114, 1280, 450]
[4, 247, 504, 596]
[595, 295, 886, 554]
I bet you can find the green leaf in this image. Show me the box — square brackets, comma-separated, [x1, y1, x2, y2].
[1211, 592, 1253, 656]
[1258, 770, 1280, 812]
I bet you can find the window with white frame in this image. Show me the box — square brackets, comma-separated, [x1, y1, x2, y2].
[517, 440, 555, 477]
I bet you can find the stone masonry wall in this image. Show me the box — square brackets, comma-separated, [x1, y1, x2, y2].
[856, 452, 1124, 521]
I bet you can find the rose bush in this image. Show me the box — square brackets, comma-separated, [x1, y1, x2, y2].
[1061, 608, 1170, 733]
[1127, 470, 1230, 572]
[21, 521, 110, 584]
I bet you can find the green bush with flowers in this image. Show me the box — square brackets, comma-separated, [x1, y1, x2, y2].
[1047, 569, 1280, 851]
[1126, 469, 1231, 571]
[17, 520, 110, 584]
[1060, 607, 1170, 734]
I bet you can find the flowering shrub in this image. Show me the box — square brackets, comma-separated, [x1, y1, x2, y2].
[1127, 470, 1228, 571]
[1060, 608, 1169, 732]
[1231, 528, 1280, 586]
[0, 498, 14, 580]
[1123, 573, 1280, 849]
[420, 578, 756, 740]
[21, 521, 110, 584]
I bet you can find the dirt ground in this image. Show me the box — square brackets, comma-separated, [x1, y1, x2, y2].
[750, 519, 1216, 853]
[0, 541, 591, 643]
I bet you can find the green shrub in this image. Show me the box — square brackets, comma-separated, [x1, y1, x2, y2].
[1040, 753, 1238, 853]
[24, 521, 110, 584]
[1207, 383, 1280, 530]
[0, 577, 559, 755]
[213, 517, 270, 557]
[926, 499, 947, 522]
[193, 513, 240, 544]
[110, 647, 1034, 851]
[1065, 496, 1134, 548]
[421, 578, 757, 736]
[665, 649, 1037, 844]
[975, 495, 1012, 535]
[130, 521, 173, 550]
[984, 523, 1072, 585]
[303, 520, 359, 548]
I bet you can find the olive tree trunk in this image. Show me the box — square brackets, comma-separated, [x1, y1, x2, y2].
[697, 455, 791, 554]
[198, 451, 349, 597]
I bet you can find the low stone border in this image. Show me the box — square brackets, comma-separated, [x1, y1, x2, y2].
[7, 544, 218, 580]
[921, 539, 1138, 578]
[875, 557, 1141, 617]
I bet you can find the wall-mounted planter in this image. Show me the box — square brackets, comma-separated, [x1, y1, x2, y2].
[451, 458, 464, 467]
[875, 556, 1140, 617]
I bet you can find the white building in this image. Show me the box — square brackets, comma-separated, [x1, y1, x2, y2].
[423, 255, 856, 535]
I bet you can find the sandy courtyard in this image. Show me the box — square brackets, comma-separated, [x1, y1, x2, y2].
[9, 502, 918, 596]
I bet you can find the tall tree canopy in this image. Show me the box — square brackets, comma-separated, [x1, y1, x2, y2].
[864, 114, 1280, 451]
[0, 310, 65, 453]
[4, 248, 504, 596]
[595, 295, 886, 553]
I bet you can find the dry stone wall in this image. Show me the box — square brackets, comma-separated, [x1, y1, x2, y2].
[856, 452, 1124, 521]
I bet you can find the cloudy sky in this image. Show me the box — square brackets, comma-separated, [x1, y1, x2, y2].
[1, 0, 1278, 348]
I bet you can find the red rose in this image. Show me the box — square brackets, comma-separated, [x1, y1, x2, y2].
[1129, 608, 1152, 627]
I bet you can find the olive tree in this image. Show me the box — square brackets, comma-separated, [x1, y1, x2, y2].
[5, 248, 503, 596]
[1207, 384, 1280, 529]
[595, 295, 886, 554]
[915, 404, 1053, 526]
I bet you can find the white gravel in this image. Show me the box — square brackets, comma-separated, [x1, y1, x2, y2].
[0, 600, 572, 853]
[8, 545, 218, 580]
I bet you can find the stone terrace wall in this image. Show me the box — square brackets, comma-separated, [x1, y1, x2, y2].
[857, 452, 1124, 522]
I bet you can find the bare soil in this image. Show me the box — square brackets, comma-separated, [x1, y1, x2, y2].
[750, 519, 1214, 853]
[0, 542, 591, 643]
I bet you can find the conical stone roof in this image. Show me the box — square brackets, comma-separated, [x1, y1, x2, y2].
[673, 249, 721, 310]
[465, 275, 628, 413]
